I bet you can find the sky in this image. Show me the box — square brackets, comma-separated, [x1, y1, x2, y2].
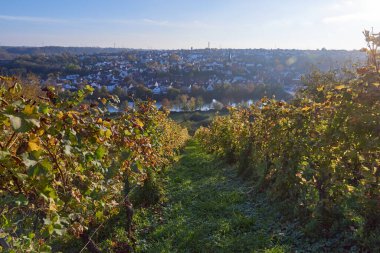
[0, 0, 379, 50]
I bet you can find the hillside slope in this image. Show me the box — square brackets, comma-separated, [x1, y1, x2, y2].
[133, 141, 295, 253]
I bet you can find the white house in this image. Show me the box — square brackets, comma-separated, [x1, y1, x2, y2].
[152, 86, 161, 95]
[106, 83, 117, 92]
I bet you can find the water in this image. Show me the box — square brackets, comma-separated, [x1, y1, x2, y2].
[107, 99, 257, 113]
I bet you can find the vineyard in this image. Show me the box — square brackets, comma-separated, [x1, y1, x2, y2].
[195, 37, 380, 251]
[0, 31, 379, 252]
[0, 76, 189, 252]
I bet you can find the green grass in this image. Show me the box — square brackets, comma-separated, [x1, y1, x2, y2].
[56, 140, 364, 252]
[133, 140, 290, 253]
[169, 110, 228, 135]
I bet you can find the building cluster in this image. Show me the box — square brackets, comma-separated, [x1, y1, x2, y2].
[55, 48, 364, 96]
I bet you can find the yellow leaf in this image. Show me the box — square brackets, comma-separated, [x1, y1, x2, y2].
[67, 111, 79, 119]
[135, 119, 144, 128]
[49, 199, 58, 212]
[316, 86, 324, 92]
[103, 121, 111, 128]
[347, 185, 355, 192]
[37, 129, 45, 136]
[28, 139, 42, 151]
[3, 118, 10, 127]
[302, 106, 311, 112]
[105, 129, 112, 138]
[57, 111, 64, 120]
[23, 105, 35, 115]
[97, 118, 103, 124]
[335, 85, 346, 90]
[49, 138, 56, 146]
[373, 82, 380, 87]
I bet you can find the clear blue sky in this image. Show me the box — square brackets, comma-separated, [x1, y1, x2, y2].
[0, 0, 378, 49]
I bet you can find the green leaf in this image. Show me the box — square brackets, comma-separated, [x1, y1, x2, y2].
[95, 145, 106, 160]
[48, 224, 54, 235]
[64, 145, 72, 155]
[28, 165, 40, 178]
[43, 217, 51, 225]
[39, 245, 52, 253]
[15, 195, 29, 206]
[54, 227, 65, 236]
[40, 159, 53, 171]
[7, 114, 21, 130]
[22, 153, 38, 168]
[25, 118, 40, 128]
[95, 211, 103, 220]
[39, 104, 51, 114]
[16, 173, 28, 181]
[4, 114, 33, 132]
[0, 150, 10, 161]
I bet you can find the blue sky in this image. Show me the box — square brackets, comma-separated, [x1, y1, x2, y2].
[0, 0, 379, 49]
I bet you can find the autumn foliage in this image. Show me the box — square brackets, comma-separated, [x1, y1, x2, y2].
[0, 77, 188, 251]
[196, 34, 380, 250]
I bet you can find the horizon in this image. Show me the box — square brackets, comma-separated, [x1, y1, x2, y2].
[0, 0, 379, 50]
[0, 45, 365, 51]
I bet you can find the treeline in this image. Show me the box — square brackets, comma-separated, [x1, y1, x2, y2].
[94, 82, 291, 110]
[195, 34, 380, 251]
[0, 46, 127, 59]
[0, 76, 189, 251]
[0, 53, 95, 78]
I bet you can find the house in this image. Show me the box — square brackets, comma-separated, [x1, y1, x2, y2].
[206, 84, 214, 92]
[91, 82, 101, 89]
[232, 76, 246, 84]
[106, 83, 117, 92]
[120, 70, 128, 78]
[65, 74, 80, 81]
[152, 86, 161, 95]
[63, 84, 77, 91]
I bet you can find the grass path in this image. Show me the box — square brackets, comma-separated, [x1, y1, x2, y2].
[133, 140, 290, 253]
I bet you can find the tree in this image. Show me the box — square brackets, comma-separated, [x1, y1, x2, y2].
[362, 29, 380, 71]
[167, 87, 180, 100]
[195, 96, 204, 110]
[211, 100, 223, 110]
[178, 94, 189, 111]
[134, 84, 152, 100]
[161, 98, 171, 110]
[113, 86, 127, 100]
[100, 85, 108, 95]
[169, 53, 181, 62]
[188, 97, 196, 111]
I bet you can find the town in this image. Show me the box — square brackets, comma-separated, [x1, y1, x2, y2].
[0, 47, 365, 110]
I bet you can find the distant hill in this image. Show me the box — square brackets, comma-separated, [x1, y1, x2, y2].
[0, 46, 129, 59]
